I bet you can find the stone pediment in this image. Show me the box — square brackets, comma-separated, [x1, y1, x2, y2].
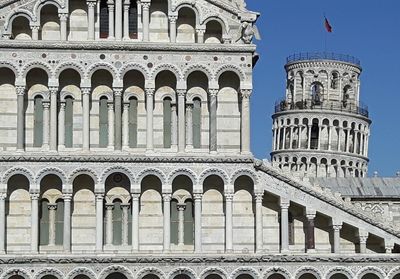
[254, 159, 400, 246]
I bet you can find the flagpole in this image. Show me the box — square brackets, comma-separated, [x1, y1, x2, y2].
[323, 13, 327, 53]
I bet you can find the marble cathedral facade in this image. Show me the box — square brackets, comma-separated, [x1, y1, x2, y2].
[0, 1, 399, 279]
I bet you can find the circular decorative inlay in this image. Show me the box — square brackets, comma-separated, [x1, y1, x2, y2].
[158, 56, 162, 60]
[12, 53, 17, 57]
[115, 61, 122, 68]
[113, 174, 122, 183]
[115, 55, 120, 59]
[185, 56, 191, 61]
[241, 57, 245, 61]
[42, 53, 47, 58]
[147, 63, 153, 68]
[100, 54, 106, 60]
[213, 57, 218, 61]
[143, 55, 148, 60]
[71, 54, 76, 59]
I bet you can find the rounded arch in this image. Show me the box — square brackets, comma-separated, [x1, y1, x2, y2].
[230, 169, 258, 185]
[325, 267, 353, 279]
[4, 10, 34, 34]
[68, 168, 98, 185]
[174, 3, 200, 26]
[120, 63, 149, 81]
[231, 267, 259, 279]
[35, 167, 67, 186]
[35, 268, 64, 279]
[215, 65, 246, 83]
[263, 267, 291, 279]
[202, 16, 229, 34]
[200, 268, 228, 279]
[183, 65, 213, 82]
[0, 61, 19, 78]
[136, 168, 167, 185]
[66, 268, 97, 279]
[34, 0, 64, 17]
[167, 168, 197, 185]
[198, 168, 229, 186]
[294, 267, 322, 279]
[123, 92, 142, 103]
[387, 267, 400, 279]
[55, 63, 85, 80]
[168, 268, 197, 279]
[151, 64, 183, 81]
[100, 166, 135, 185]
[2, 167, 35, 185]
[136, 267, 166, 279]
[98, 266, 134, 279]
[86, 63, 119, 81]
[1, 269, 31, 279]
[356, 267, 385, 279]
[22, 61, 53, 80]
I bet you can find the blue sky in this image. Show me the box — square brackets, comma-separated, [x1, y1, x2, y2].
[246, 0, 400, 177]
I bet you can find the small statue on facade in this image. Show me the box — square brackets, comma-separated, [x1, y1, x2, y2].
[237, 21, 255, 44]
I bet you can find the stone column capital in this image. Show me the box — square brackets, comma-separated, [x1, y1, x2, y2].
[145, 88, 155, 96]
[162, 193, 172, 202]
[177, 89, 186, 97]
[196, 28, 206, 35]
[224, 192, 234, 201]
[177, 203, 186, 211]
[49, 86, 58, 95]
[58, 13, 68, 21]
[95, 193, 105, 200]
[131, 193, 140, 201]
[306, 208, 316, 220]
[30, 25, 40, 31]
[60, 102, 66, 109]
[0, 192, 7, 200]
[209, 89, 219, 97]
[30, 191, 40, 200]
[254, 192, 263, 202]
[62, 193, 73, 201]
[105, 203, 114, 210]
[141, 2, 150, 9]
[43, 102, 50, 109]
[108, 103, 114, 110]
[280, 198, 290, 209]
[169, 15, 178, 23]
[241, 89, 252, 99]
[114, 88, 123, 96]
[48, 203, 58, 210]
[120, 203, 130, 208]
[16, 86, 25, 96]
[82, 88, 91, 95]
[332, 224, 342, 231]
[193, 193, 203, 200]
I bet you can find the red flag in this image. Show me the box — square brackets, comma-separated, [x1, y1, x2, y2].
[324, 17, 333, 33]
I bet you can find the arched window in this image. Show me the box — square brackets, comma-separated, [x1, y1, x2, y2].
[171, 199, 179, 244]
[183, 199, 194, 244]
[342, 85, 351, 107]
[163, 97, 172, 148]
[33, 96, 44, 147]
[192, 98, 201, 148]
[100, 0, 109, 38]
[39, 199, 64, 245]
[311, 82, 323, 105]
[65, 96, 74, 148]
[331, 72, 339, 89]
[288, 211, 294, 245]
[129, 0, 138, 39]
[112, 200, 123, 245]
[39, 199, 50, 245]
[128, 97, 138, 148]
[204, 20, 222, 43]
[11, 16, 32, 40]
[310, 122, 319, 150]
[99, 96, 109, 148]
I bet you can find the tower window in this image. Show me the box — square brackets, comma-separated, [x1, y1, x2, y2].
[311, 82, 323, 105]
[65, 96, 74, 148]
[128, 97, 138, 148]
[100, 0, 109, 39]
[33, 96, 44, 147]
[99, 97, 109, 148]
[129, 0, 138, 39]
[193, 98, 201, 149]
[163, 98, 172, 148]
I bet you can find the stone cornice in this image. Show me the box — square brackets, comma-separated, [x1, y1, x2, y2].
[272, 109, 371, 123]
[270, 149, 369, 162]
[0, 40, 257, 53]
[0, 154, 254, 164]
[0, 254, 399, 264]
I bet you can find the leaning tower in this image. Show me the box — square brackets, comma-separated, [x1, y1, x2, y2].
[271, 52, 371, 178]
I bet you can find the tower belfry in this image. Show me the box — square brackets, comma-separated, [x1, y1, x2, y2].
[271, 52, 371, 178]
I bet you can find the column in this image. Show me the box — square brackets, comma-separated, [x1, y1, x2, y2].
[177, 203, 186, 246]
[30, 192, 39, 253]
[358, 230, 368, 254]
[307, 124, 312, 149]
[332, 222, 342, 253]
[317, 125, 322, 149]
[122, 103, 129, 148]
[196, 28, 205, 43]
[241, 89, 251, 154]
[114, 88, 123, 150]
[87, 1, 96, 40]
[0, 193, 6, 254]
[108, 1, 115, 39]
[163, 193, 171, 252]
[224, 191, 233, 252]
[107, 103, 115, 149]
[82, 88, 90, 151]
[58, 102, 66, 149]
[306, 209, 316, 253]
[105, 203, 114, 245]
[272, 127, 277, 151]
[59, 13, 68, 41]
[42, 101, 50, 149]
[31, 26, 39, 40]
[95, 193, 104, 252]
[16, 86, 25, 151]
[145, 88, 154, 152]
[353, 130, 359, 154]
[282, 126, 287, 149]
[276, 126, 281, 150]
[123, 0, 130, 39]
[209, 89, 218, 153]
[289, 126, 294, 149]
[255, 192, 263, 253]
[328, 125, 333, 151]
[121, 203, 129, 246]
[171, 104, 178, 149]
[115, 0, 123, 40]
[280, 198, 290, 253]
[48, 203, 57, 246]
[345, 128, 350, 152]
[177, 90, 186, 153]
[186, 104, 193, 150]
[49, 87, 58, 151]
[385, 239, 394, 254]
[194, 193, 202, 253]
[169, 15, 177, 43]
[298, 125, 303, 149]
[63, 193, 72, 252]
[142, 2, 150, 41]
[131, 193, 140, 252]
[337, 127, 342, 152]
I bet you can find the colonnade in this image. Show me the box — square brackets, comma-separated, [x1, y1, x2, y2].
[14, 84, 252, 154]
[272, 119, 369, 157]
